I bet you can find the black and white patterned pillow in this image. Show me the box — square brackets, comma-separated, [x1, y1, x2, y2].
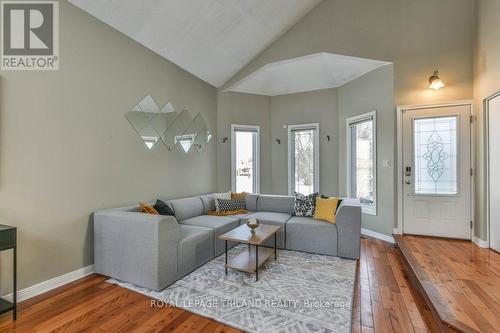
[217, 198, 246, 212]
[293, 192, 318, 217]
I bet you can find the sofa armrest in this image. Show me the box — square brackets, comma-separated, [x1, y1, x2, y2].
[93, 211, 180, 291]
[336, 200, 362, 259]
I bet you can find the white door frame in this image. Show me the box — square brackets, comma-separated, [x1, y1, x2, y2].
[231, 124, 261, 193]
[395, 100, 475, 236]
[485, 92, 500, 247]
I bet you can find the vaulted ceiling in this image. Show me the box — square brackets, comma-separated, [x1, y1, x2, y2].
[68, 0, 321, 88]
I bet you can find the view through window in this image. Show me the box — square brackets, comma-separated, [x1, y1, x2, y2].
[232, 126, 259, 193]
[289, 124, 319, 195]
[348, 113, 376, 214]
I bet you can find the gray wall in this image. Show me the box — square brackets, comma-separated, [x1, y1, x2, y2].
[270, 89, 339, 196]
[218, 67, 394, 237]
[0, 1, 217, 292]
[219, 0, 475, 237]
[473, 0, 500, 240]
[338, 66, 395, 235]
[222, 0, 475, 106]
[216, 91, 271, 193]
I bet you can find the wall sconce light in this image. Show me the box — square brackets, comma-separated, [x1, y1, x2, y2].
[428, 70, 445, 90]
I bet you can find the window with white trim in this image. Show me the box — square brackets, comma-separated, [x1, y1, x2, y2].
[288, 123, 319, 195]
[347, 112, 377, 215]
[231, 125, 260, 193]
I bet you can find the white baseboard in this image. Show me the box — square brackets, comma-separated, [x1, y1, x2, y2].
[361, 228, 395, 243]
[393, 228, 402, 235]
[3, 265, 94, 303]
[472, 236, 489, 248]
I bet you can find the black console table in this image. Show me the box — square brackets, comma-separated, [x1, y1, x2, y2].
[0, 225, 16, 320]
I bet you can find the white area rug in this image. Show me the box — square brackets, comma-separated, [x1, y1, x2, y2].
[109, 245, 357, 333]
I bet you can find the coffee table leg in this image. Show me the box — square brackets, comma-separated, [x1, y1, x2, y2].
[255, 245, 259, 281]
[225, 240, 228, 275]
[274, 233, 277, 260]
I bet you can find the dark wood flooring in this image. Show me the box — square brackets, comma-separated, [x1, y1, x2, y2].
[1, 236, 486, 332]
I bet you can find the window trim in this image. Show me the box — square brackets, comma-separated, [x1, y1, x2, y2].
[287, 123, 320, 196]
[231, 124, 260, 194]
[346, 111, 377, 215]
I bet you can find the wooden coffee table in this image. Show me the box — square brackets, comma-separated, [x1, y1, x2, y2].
[219, 224, 280, 281]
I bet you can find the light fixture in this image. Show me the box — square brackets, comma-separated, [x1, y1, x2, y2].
[428, 70, 444, 90]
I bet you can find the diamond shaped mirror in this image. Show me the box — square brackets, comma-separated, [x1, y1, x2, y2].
[149, 102, 177, 142]
[126, 95, 162, 149]
[161, 109, 193, 152]
[185, 113, 212, 152]
[125, 110, 159, 149]
[126, 95, 178, 150]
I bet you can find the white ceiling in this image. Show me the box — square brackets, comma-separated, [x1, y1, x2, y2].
[68, 0, 321, 88]
[224, 53, 392, 96]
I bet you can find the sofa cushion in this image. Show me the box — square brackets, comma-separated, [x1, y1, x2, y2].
[199, 194, 215, 214]
[246, 212, 290, 249]
[169, 196, 204, 221]
[245, 194, 259, 211]
[179, 215, 240, 256]
[228, 211, 255, 220]
[180, 215, 239, 228]
[286, 216, 338, 256]
[177, 225, 214, 278]
[247, 211, 291, 224]
[257, 195, 294, 214]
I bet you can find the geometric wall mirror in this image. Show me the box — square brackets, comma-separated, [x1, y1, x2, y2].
[125, 95, 164, 150]
[126, 94, 211, 154]
[162, 109, 193, 152]
[186, 113, 212, 152]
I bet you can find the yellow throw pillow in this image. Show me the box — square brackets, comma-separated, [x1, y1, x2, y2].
[313, 197, 340, 223]
[231, 192, 247, 200]
[139, 203, 160, 215]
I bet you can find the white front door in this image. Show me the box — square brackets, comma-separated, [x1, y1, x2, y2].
[402, 104, 472, 239]
[488, 95, 500, 252]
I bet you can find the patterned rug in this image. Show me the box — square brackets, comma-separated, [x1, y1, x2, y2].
[108, 245, 357, 333]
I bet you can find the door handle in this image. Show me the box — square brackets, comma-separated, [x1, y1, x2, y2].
[405, 166, 412, 177]
[404, 166, 412, 185]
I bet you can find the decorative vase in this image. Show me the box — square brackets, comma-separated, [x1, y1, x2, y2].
[246, 218, 260, 233]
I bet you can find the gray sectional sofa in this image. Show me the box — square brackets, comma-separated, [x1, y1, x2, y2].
[93, 194, 361, 291]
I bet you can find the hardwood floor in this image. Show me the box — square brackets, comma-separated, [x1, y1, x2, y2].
[352, 237, 440, 333]
[395, 235, 500, 333]
[0, 237, 447, 332]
